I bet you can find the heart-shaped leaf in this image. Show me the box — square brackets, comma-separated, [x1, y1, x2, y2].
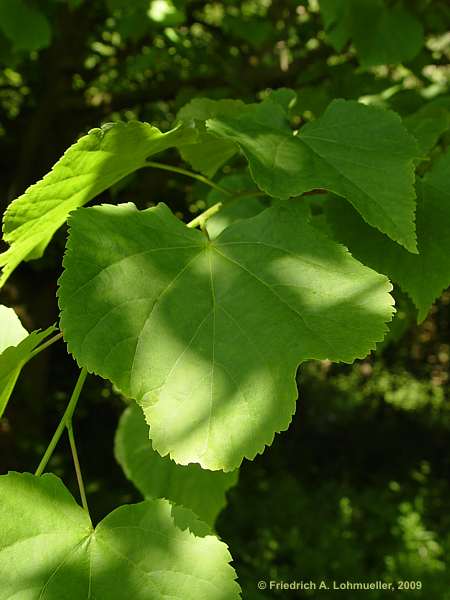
[0, 472, 240, 599]
[59, 201, 393, 470]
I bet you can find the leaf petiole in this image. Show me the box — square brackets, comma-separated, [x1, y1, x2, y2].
[28, 331, 63, 360]
[187, 201, 223, 229]
[145, 161, 232, 195]
[67, 421, 91, 521]
[35, 368, 88, 477]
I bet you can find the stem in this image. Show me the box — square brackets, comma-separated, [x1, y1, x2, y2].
[29, 332, 63, 359]
[145, 161, 232, 195]
[187, 202, 223, 229]
[186, 190, 267, 230]
[35, 368, 88, 477]
[67, 421, 91, 520]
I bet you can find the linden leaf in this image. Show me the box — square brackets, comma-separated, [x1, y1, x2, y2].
[207, 99, 420, 252]
[115, 403, 239, 525]
[0, 306, 56, 418]
[320, 0, 423, 67]
[0, 121, 196, 287]
[324, 150, 450, 322]
[176, 99, 245, 177]
[0, 472, 241, 599]
[404, 102, 450, 156]
[0, 305, 28, 352]
[176, 95, 292, 178]
[59, 201, 393, 470]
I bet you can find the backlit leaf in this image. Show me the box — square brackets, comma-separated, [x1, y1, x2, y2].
[0, 121, 196, 287]
[0, 305, 28, 352]
[0, 308, 55, 418]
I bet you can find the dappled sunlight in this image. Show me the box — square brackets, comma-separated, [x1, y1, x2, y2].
[59, 201, 394, 472]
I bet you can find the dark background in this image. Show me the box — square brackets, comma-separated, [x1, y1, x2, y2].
[0, 1, 449, 598]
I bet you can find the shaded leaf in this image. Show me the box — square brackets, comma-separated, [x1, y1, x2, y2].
[59, 201, 393, 470]
[205, 173, 267, 238]
[176, 99, 244, 177]
[207, 99, 419, 251]
[320, 0, 423, 67]
[0, 0, 51, 52]
[324, 150, 450, 322]
[115, 403, 239, 525]
[176, 96, 292, 178]
[404, 103, 450, 156]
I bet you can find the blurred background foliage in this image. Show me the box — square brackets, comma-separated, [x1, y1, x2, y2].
[0, 0, 449, 597]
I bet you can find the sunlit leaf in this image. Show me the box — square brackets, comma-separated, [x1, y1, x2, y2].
[0, 121, 196, 287]
[59, 201, 393, 470]
[0, 307, 55, 418]
[0, 305, 28, 352]
[0, 472, 241, 599]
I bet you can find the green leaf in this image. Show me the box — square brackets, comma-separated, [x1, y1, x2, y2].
[0, 331, 56, 418]
[404, 103, 450, 156]
[207, 99, 419, 252]
[0, 472, 241, 599]
[0, 121, 196, 287]
[58, 201, 393, 470]
[176, 99, 244, 177]
[324, 150, 450, 322]
[0, 0, 51, 52]
[320, 0, 424, 67]
[264, 87, 297, 114]
[176, 96, 295, 179]
[0, 308, 55, 418]
[115, 403, 239, 525]
[0, 305, 28, 352]
[319, 0, 353, 51]
[205, 173, 267, 238]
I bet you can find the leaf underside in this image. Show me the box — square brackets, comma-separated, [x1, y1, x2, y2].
[0, 121, 196, 287]
[0, 310, 56, 418]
